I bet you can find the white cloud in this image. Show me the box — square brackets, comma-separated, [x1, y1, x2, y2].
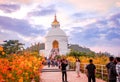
[11, 5, 33, 19]
[99, 34, 107, 40]
[0, 0, 43, 4]
[0, 0, 118, 13]
[75, 18, 97, 27]
[90, 46, 120, 56]
[0, 29, 25, 45]
[107, 21, 116, 28]
[88, 37, 120, 56]
[0, 27, 44, 47]
[66, 0, 117, 13]
[0, 3, 40, 20]
[116, 1, 120, 7]
[28, 16, 52, 30]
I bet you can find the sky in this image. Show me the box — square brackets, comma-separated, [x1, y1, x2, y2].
[0, 0, 120, 56]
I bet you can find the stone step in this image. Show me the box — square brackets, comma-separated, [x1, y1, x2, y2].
[42, 69, 75, 72]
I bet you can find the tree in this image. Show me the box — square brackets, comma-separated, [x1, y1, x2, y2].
[67, 50, 80, 58]
[67, 49, 95, 58]
[26, 43, 40, 53]
[2, 40, 24, 55]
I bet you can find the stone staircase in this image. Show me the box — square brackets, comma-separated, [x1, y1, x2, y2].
[49, 48, 59, 59]
[41, 66, 74, 72]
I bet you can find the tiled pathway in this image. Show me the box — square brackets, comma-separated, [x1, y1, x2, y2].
[40, 66, 106, 82]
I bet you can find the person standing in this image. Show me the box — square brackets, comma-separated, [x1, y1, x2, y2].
[86, 59, 96, 82]
[116, 57, 120, 82]
[61, 59, 68, 82]
[47, 58, 51, 67]
[58, 59, 61, 69]
[76, 59, 80, 77]
[106, 56, 118, 82]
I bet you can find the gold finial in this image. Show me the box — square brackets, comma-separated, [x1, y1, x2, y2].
[52, 14, 59, 25]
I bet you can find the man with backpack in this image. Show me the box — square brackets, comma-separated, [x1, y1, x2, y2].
[106, 56, 118, 82]
[61, 59, 68, 82]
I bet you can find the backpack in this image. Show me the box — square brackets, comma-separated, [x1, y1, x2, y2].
[109, 63, 118, 76]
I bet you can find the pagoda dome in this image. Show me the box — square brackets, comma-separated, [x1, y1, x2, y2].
[46, 15, 67, 37]
[46, 27, 67, 37]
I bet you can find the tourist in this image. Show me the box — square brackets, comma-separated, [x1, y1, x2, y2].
[58, 59, 61, 69]
[86, 59, 96, 82]
[61, 59, 68, 82]
[55, 59, 58, 67]
[106, 56, 118, 82]
[51, 59, 54, 67]
[75, 59, 80, 77]
[66, 59, 69, 70]
[116, 57, 120, 82]
[47, 58, 51, 67]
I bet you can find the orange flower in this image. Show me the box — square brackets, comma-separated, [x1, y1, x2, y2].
[2, 52, 5, 55]
[0, 52, 43, 81]
[67, 56, 76, 62]
[0, 74, 3, 79]
[17, 70, 23, 75]
[18, 77, 23, 82]
[0, 46, 3, 51]
[8, 73, 12, 78]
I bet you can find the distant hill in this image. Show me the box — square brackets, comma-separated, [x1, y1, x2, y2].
[68, 44, 93, 53]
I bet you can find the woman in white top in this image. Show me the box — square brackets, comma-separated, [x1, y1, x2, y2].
[76, 59, 80, 77]
[116, 57, 120, 82]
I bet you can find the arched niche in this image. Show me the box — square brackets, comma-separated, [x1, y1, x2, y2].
[52, 40, 59, 48]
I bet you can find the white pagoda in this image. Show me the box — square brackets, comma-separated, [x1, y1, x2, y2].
[44, 15, 68, 58]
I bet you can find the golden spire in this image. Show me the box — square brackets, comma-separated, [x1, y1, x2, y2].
[52, 14, 59, 25]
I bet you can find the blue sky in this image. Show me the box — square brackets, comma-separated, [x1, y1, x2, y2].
[0, 0, 120, 56]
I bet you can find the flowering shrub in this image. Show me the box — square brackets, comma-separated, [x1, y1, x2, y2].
[0, 46, 5, 57]
[79, 56, 109, 65]
[0, 53, 43, 82]
[66, 56, 76, 63]
[66, 55, 109, 65]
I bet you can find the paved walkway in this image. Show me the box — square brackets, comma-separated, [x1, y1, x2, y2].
[40, 66, 106, 82]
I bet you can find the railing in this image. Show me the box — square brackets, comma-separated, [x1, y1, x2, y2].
[69, 62, 108, 81]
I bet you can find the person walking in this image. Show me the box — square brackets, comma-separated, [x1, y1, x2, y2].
[106, 56, 118, 82]
[61, 59, 68, 82]
[86, 59, 96, 82]
[76, 59, 80, 77]
[116, 57, 120, 82]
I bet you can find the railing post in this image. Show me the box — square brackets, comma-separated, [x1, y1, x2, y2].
[101, 65, 104, 80]
[84, 64, 87, 73]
